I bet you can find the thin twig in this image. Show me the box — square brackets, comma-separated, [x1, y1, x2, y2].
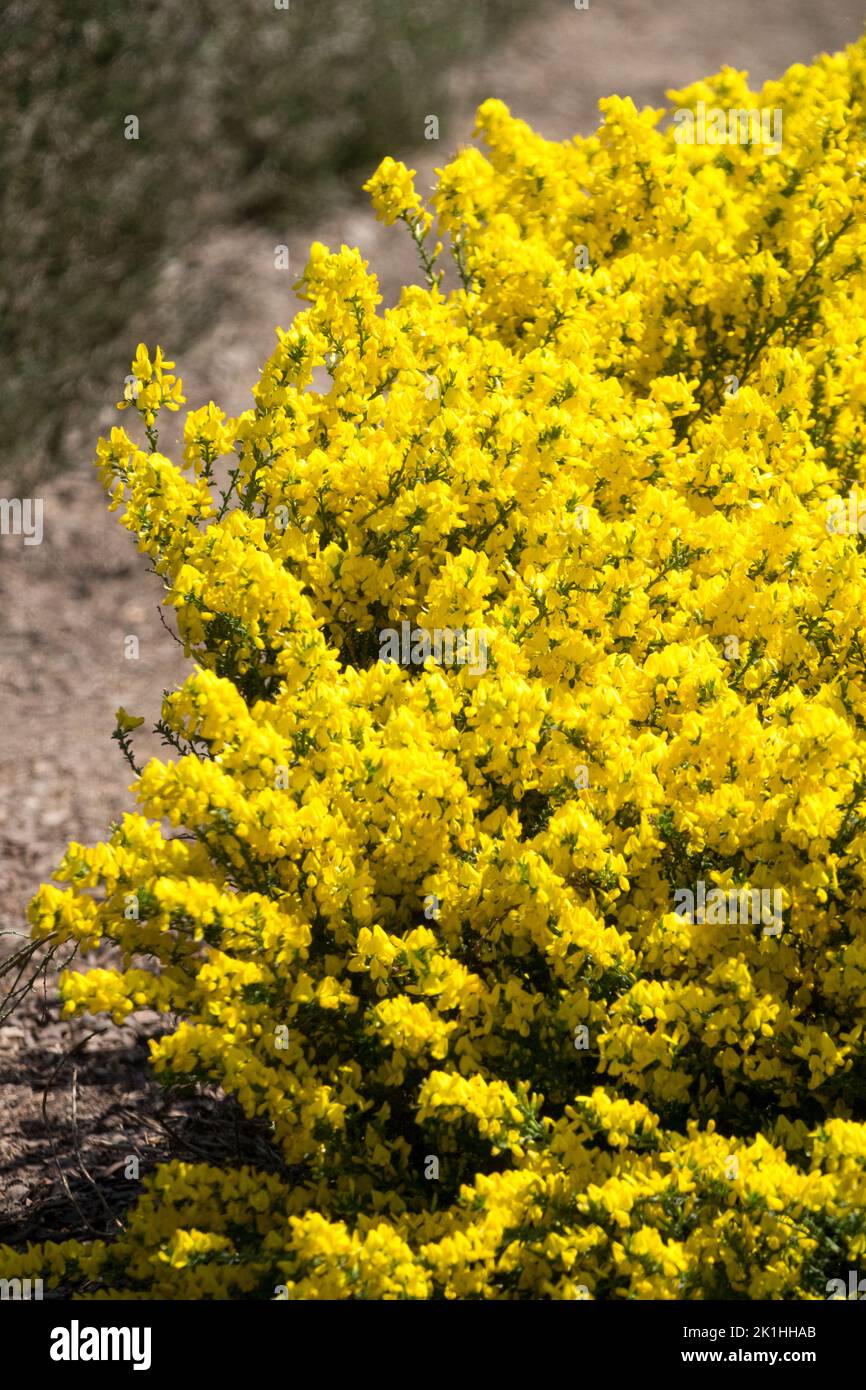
[116, 1104, 218, 1164]
[158, 605, 185, 647]
[40, 1030, 103, 1238]
[70, 1062, 124, 1231]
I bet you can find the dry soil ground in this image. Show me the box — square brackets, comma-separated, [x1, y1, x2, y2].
[1, 0, 863, 1254]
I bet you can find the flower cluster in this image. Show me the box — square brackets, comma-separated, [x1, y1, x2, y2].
[6, 38, 866, 1298]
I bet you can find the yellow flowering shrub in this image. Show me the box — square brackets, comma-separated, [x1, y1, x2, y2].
[6, 38, 866, 1299]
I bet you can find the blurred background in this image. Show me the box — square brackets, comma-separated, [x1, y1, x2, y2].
[1, 0, 864, 1245]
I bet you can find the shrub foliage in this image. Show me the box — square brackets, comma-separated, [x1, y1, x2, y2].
[5, 42, 866, 1297]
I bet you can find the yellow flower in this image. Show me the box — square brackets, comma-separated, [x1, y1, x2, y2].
[115, 706, 145, 732]
[12, 36, 866, 1300]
